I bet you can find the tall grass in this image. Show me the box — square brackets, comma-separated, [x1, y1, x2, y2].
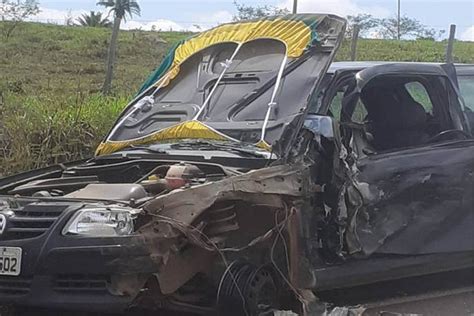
[0, 22, 190, 176]
[0, 93, 126, 175]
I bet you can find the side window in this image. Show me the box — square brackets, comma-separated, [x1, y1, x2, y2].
[405, 81, 434, 113]
[352, 100, 368, 123]
[327, 86, 346, 120]
[458, 75, 474, 130]
[458, 76, 474, 111]
[357, 77, 448, 152]
[328, 84, 367, 123]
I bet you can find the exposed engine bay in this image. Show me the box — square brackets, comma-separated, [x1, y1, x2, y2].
[7, 160, 233, 200]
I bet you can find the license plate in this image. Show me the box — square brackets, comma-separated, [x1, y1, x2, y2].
[0, 247, 22, 276]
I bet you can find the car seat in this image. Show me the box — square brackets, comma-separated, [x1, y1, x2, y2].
[362, 83, 430, 151]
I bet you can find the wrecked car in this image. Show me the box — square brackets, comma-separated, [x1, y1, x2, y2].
[0, 14, 473, 316]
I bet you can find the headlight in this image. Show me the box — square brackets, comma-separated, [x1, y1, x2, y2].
[63, 206, 139, 237]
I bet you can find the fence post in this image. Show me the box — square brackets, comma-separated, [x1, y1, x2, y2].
[350, 25, 360, 61]
[446, 24, 456, 63]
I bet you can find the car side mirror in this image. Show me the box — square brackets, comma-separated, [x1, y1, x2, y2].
[304, 115, 335, 139]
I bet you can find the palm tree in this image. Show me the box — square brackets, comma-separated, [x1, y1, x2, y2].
[76, 11, 113, 28]
[97, 0, 141, 94]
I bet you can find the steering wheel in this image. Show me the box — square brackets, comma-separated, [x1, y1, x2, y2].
[426, 129, 471, 144]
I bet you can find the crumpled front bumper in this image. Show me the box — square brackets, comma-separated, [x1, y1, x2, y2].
[0, 227, 156, 312]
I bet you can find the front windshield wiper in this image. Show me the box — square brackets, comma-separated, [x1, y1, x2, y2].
[105, 141, 269, 159]
[119, 145, 167, 154]
[170, 140, 269, 158]
[204, 144, 268, 158]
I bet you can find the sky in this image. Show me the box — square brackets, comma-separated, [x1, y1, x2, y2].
[28, 0, 474, 40]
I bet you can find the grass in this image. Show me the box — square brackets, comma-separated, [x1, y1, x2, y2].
[0, 23, 192, 95]
[0, 94, 128, 175]
[337, 38, 474, 63]
[0, 21, 473, 176]
[0, 22, 192, 176]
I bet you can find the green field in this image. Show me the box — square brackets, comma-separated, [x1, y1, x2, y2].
[0, 22, 473, 175]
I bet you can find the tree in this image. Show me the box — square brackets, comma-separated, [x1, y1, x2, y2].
[378, 15, 436, 40]
[0, 0, 40, 40]
[97, 0, 141, 95]
[76, 11, 112, 28]
[232, 1, 289, 21]
[345, 14, 380, 38]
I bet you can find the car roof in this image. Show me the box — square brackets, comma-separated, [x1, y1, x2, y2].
[454, 64, 474, 76]
[328, 61, 474, 75]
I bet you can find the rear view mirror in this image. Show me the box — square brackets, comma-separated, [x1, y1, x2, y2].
[304, 115, 335, 139]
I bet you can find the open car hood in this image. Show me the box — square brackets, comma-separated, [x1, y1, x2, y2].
[96, 14, 346, 157]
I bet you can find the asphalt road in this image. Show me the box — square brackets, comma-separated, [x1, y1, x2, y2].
[5, 290, 474, 316]
[2, 308, 198, 316]
[363, 290, 474, 316]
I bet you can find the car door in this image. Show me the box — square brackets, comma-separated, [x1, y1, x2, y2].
[337, 64, 474, 260]
[304, 64, 474, 292]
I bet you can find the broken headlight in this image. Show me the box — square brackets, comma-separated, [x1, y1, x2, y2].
[62, 206, 139, 237]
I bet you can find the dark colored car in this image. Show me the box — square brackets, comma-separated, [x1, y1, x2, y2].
[0, 14, 473, 316]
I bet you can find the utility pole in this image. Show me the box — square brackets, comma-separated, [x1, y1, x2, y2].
[446, 24, 456, 63]
[293, 0, 298, 14]
[397, 0, 401, 40]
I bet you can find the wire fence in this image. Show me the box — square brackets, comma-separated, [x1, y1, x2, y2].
[348, 23, 462, 63]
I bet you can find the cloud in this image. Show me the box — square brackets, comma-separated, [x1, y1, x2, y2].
[191, 10, 233, 27]
[367, 30, 384, 39]
[27, 7, 87, 24]
[122, 19, 188, 32]
[23, 6, 229, 32]
[460, 26, 474, 41]
[277, 0, 390, 18]
[23, 7, 186, 31]
[124, 10, 233, 32]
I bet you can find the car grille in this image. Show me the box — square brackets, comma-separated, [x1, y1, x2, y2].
[0, 276, 32, 296]
[1, 202, 70, 241]
[53, 274, 110, 293]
